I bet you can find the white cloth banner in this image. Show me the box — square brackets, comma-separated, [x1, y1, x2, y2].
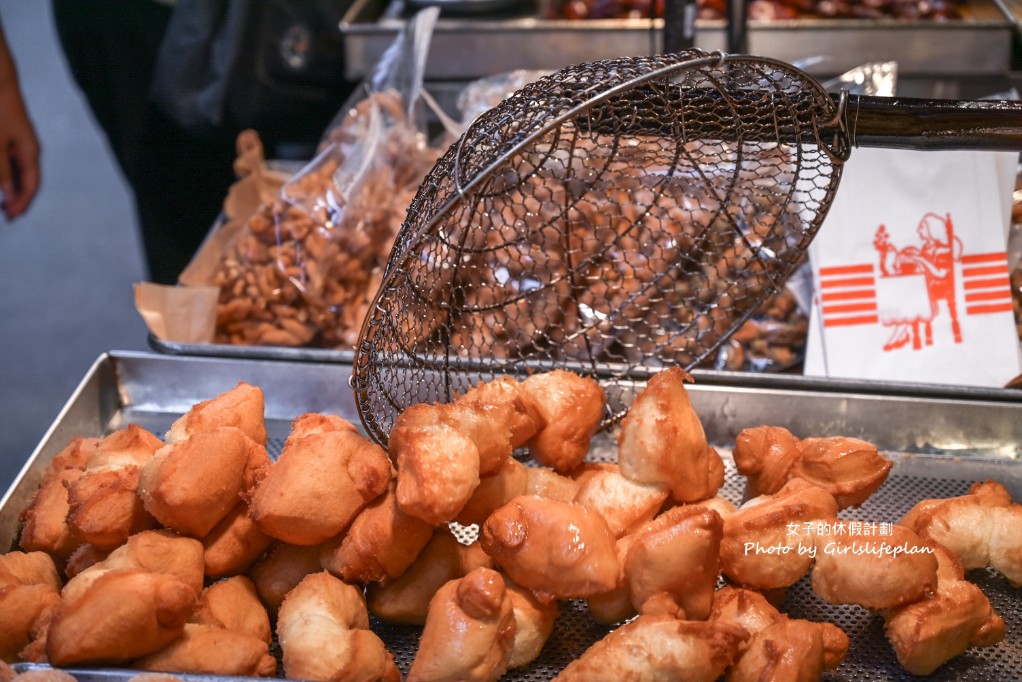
[805, 148, 1022, 387]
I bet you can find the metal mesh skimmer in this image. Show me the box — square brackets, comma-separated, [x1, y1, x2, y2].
[352, 49, 1022, 445]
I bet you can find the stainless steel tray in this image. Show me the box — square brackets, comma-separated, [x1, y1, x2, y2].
[339, 0, 1014, 82]
[5, 351, 1022, 680]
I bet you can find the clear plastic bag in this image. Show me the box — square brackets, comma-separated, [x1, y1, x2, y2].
[211, 9, 443, 348]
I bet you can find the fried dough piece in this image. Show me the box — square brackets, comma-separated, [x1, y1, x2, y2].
[65, 425, 164, 549]
[191, 576, 271, 643]
[732, 425, 802, 500]
[19, 468, 84, 561]
[456, 375, 543, 450]
[456, 457, 529, 526]
[407, 567, 516, 682]
[0, 551, 61, 592]
[11, 669, 77, 682]
[74, 530, 205, 597]
[720, 478, 838, 591]
[587, 504, 723, 625]
[553, 615, 748, 682]
[63, 543, 109, 579]
[710, 586, 849, 681]
[248, 542, 324, 616]
[288, 412, 360, 440]
[811, 522, 938, 610]
[0, 552, 62, 663]
[689, 496, 738, 521]
[521, 370, 605, 474]
[367, 529, 494, 625]
[441, 401, 516, 477]
[139, 427, 262, 538]
[277, 572, 399, 682]
[481, 495, 619, 601]
[791, 437, 892, 509]
[165, 382, 267, 446]
[320, 482, 434, 584]
[622, 505, 723, 620]
[884, 543, 1005, 676]
[134, 623, 276, 676]
[18, 438, 99, 559]
[734, 427, 893, 510]
[46, 568, 197, 665]
[574, 464, 669, 538]
[525, 466, 579, 502]
[202, 502, 274, 578]
[248, 429, 391, 545]
[901, 480, 1022, 585]
[617, 367, 724, 503]
[505, 580, 557, 669]
[389, 410, 480, 525]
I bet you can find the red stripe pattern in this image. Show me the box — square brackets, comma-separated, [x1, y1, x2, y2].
[960, 252, 1012, 316]
[819, 264, 878, 327]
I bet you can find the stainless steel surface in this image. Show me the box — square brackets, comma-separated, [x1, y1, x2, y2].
[3, 351, 1022, 678]
[339, 0, 1014, 81]
[148, 333, 356, 364]
[9, 429, 1022, 679]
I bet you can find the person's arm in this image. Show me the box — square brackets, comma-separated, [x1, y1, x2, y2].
[0, 19, 39, 220]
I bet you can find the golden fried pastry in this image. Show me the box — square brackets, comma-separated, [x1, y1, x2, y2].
[11, 669, 77, 682]
[165, 381, 267, 446]
[710, 586, 849, 681]
[617, 367, 724, 503]
[622, 505, 723, 620]
[732, 425, 802, 499]
[0, 661, 13, 682]
[0, 552, 62, 661]
[554, 615, 748, 682]
[811, 522, 938, 610]
[77, 530, 205, 597]
[202, 502, 274, 578]
[0, 551, 61, 592]
[63, 543, 109, 579]
[525, 466, 579, 502]
[389, 411, 480, 525]
[128, 674, 184, 682]
[407, 567, 516, 682]
[901, 480, 1022, 585]
[247, 542, 324, 615]
[720, 478, 838, 591]
[573, 464, 668, 538]
[190, 576, 271, 644]
[133, 623, 277, 676]
[43, 436, 99, 481]
[277, 572, 399, 682]
[456, 457, 529, 526]
[46, 568, 197, 665]
[320, 482, 434, 584]
[481, 495, 620, 600]
[65, 424, 164, 549]
[791, 436, 892, 509]
[288, 412, 359, 440]
[521, 370, 605, 473]
[884, 543, 1005, 676]
[248, 428, 391, 545]
[441, 401, 516, 477]
[367, 529, 494, 625]
[139, 427, 263, 538]
[505, 580, 558, 669]
[456, 375, 543, 450]
[19, 468, 84, 560]
[729, 616, 847, 682]
[689, 496, 738, 520]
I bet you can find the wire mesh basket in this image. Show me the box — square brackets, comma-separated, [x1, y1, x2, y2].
[351, 48, 1022, 445]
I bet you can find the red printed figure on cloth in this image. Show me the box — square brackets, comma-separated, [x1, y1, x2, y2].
[873, 212, 963, 352]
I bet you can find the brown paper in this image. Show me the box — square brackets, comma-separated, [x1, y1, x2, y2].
[133, 131, 290, 343]
[134, 283, 219, 343]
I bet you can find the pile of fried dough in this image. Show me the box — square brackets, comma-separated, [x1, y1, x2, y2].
[1, 367, 1020, 681]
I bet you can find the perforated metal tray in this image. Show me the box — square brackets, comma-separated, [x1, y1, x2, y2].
[5, 351, 1022, 680]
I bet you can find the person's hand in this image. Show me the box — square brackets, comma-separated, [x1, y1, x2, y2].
[0, 75, 39, 220]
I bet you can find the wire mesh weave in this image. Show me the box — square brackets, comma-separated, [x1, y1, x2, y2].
[353, 49, 848, 445]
